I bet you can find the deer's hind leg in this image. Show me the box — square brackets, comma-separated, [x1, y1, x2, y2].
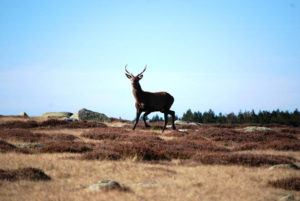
[162, 112, 169, 132]
[168, 110, 176, 130]
[143, 111, 151, 128]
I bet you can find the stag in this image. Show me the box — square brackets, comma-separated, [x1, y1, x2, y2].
[125, 65, 176, 131]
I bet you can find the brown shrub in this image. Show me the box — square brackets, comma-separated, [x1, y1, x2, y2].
[0, 120, 38, 129]
[263, 140, 300, 151]
[81, 141, 170, 161]
[191, 153, 296, 167]
[81, 128, 230, 161]
[110, 118, 131, 123]
[0, 140, 32, 154]
[39, 119, 107, 128]
[269, 177, 300, 191]
[62, 121, 107, 128]
[0, 128, 77, 143]
[194, 126, 300, 151]
[0, 168, 51, 181]
[39, 141, 93, 153]
[161, 142, 227, 160]
[279, 128, 300, 135]
[0, 119, 107, 129]
[81, 127, 127, 140]
[164, 130, 188, 137]
[0, 129, 45, 142]
[166, 138, 229, 152]
[116, 142, 169, 161]
[127, 133, 163, 144]
[82, 131, 122, 141]
[39, 119, 69, 127]
[235, 139, 300, 151]
[176, 124, 199, 130]
[81, 128, 162, 143]
[0, 140, 18, 153]
[81, 150, 122, 160]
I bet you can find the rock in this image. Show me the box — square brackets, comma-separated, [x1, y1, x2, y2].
[70, 108, 111, 123]
[178, 129, 188, 132]
[19, 112, 29, 117]
[268, 164, 299, 171]
[16, 143, 44, 148]
[63, 117, 78, 122]
[279, 194, 294, 201]
[244, 126, 272, 132]
[88, 180, 122, 191]
[175, 120, 202, 126]
[41, 112, 73, 118]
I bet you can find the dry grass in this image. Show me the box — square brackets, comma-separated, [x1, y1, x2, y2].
[0, 117, 300, 201]
[0, 153, 299, 201]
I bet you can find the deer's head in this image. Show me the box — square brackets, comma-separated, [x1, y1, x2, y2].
[125, 64, 147, 88]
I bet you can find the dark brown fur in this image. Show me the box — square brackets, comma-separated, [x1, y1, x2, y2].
[125, 65, 176, 131]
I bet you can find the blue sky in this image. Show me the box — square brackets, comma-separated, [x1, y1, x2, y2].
[0, 0, 299, 119]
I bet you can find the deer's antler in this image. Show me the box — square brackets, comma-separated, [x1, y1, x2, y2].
[125, 64, 133, 77]
[137, 65, 147, 77]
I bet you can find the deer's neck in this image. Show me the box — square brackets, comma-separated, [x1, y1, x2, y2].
[132, 83, 144, 101]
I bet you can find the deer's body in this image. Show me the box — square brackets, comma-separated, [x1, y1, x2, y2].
[125, 65, 176, 131]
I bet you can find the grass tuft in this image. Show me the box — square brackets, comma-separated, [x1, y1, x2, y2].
[0, 167, 51, 181]
[268, 177, 300, 191]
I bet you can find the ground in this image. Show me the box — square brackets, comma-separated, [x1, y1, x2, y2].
[0, 116, 299, 201]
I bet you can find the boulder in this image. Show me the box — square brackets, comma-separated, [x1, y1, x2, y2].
[41, 112, 73, 118]
[19, 112, 29, 117]
[70, 108, 111, 123]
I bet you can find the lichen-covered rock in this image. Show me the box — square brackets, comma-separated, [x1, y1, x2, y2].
[175, 120, 202, 126]
[88, 180, 121, 191]
[63, 117, 78, 122]
[17, 143, 44, 149]
[244, 126, 272, 132]
[268, 164, 299, 171]
[70, 108, 111, 123]
[19, 112, 29, 117]
[41, 112, 73, 118]
[279, 194, 294, 201]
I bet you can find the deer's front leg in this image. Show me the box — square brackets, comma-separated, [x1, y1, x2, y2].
[132, 110, 141, 130]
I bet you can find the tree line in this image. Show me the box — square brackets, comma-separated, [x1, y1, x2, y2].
[149, 109, 300, 126]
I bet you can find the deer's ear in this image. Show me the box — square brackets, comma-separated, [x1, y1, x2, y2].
[125, 73, 132, 79]
[138, 74, 143, 80]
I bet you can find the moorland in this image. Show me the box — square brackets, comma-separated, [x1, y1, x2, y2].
[0, 115, 299, 201]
